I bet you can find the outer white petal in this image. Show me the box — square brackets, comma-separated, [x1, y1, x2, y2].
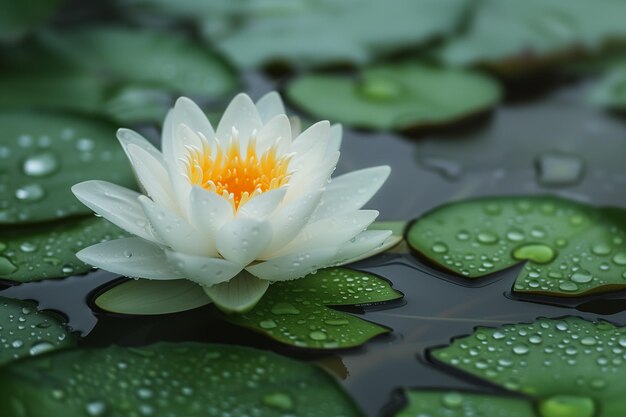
[127, 144, 178, 213]
[166, 159, 192, 216]
[333, 230, 393, 266]
[327, 123, 343, 156]
[246, 247, 338, 281]
[76, 238, 184, 279]
[165, 250, 242, 287]
[270, 210, 379, 258]
[256, 114, 292, 153]
[203, 270, 269, 313]
[71, 180, 159, 243]
[172, 96, 215, 142]
[311, 166, 391, 222]
[237, 187, 286, 219]
[216, 93, 262, 148]
[139, 195, 212, 257]
[261, 190, 323, 257]
[161, 108, 177, 162]
[188, 186, 233, 252]
[290, 120, 330, 155]
[217, 218, 272, 265]
[117, 128, 163, 163]
[255, 91, 285, 123]
[284, 150, 339, 203]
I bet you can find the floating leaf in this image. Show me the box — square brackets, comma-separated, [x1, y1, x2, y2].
[407, 196, 626, 298]
[95, 279, 210, 315]
[439, 0, 626, 73]
[0, 27, 238, 123]
[0, 342, 362, 417]
[120, 0, 467, 69]
[0, 296, 75, 366]
[393, 391, 536, 417]
[0, 111, 135, 224]
[286, 62, 501, 130]
[224, 268, 403, 349]
[425, 317, 626, 417]
[0, 0, 63, 42]
[0, 217, 128, 283]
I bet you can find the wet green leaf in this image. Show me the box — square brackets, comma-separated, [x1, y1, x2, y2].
[0, 342, 362, 417]
[439, 0, 626, 73]
[225, 268, 403, 349]
[0, 296, 75, 366]
[427, 317, 626, 417]
[393, 391, 536, 417]
[0, 27, 238, 123]
[407, 196, 626, 298]
[0, 111, 135, 224]
[120, 0, 467, 69]
[0, 0, 64, 42]
[95, 279, 211, 315]
[0, 217, 128, 283]
[286, 62, 501, 130]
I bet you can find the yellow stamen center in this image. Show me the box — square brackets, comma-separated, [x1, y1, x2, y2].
[183, 133, 291, 211]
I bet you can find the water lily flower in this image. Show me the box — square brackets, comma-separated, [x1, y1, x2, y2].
[72, 92, 392, 312]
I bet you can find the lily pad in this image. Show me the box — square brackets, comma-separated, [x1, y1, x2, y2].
[119, 0, 467, 69]
[0, 27, 237, 123]
[224, 268, 403, 349]
[0, 111, 135, 224]
[0, 217, 128, 283]
[407, 196, 626, 298]
[0, 296, 75, 366]
[286, 62, 501, 130]
[95, 279, 211, 315]
[0, 0, 63, 42]
[0, 342, 362, 417]
[438, 0, 626, 73]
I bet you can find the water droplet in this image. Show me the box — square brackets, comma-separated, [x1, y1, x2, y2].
[270, 302, 300, 315]
[308, 331, 327, 341]
[22, 151, 60, 177]
[612, 252, 626, 266]
[61, 265, 75, 275]
[15, 184, 45, 202]
[29, 341, 55, 356]
[591, 243, 612, 256]
[262, 392, 294, 411]
[324, 319, 349, 326]
[19, 242, 38, 253]
[506, 229, 525, 242]
[538, 395, 595, 417]
[441, 392, 463, 409]
[85, 400, 108, 417]
[512, 344, 529, 355]
[431, 242, 448, 254]
[570, 270, 593, 284]
[559, 282, 579, 292]
[476, 232, 498, 244]
[513, 243, 556, 264]
[259, 319, 277, 329]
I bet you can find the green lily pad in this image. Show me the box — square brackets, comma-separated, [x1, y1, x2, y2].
[407, 196, 626, 298]
[224, 268, 403, 349]
[0, 296, 75, 366]
[425, 317, 626, 417]
[286, 62, 501, 130]
[119, 0, 467, 69]
[0, 342, 362, 417]
[438, 0, 626, 74]
[0, 217, 128, 283]
[0, 27, 237, 123]
[0, 111, 135, 224]
[393, 391, 536, 417]
[95, 279, 211, 315]
[0, 0, 64, 42]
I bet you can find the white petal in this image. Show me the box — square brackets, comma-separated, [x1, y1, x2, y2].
[76, 238, 184, 279]
[161, 108, 177, 162]
[256, 114, 292, 153]
[117, 128, 163, 163]
[172, 96, 215, 142]
[311, 166, 391, 222]
[165, 250, 242, 287]
[342, 233, 403, 264]
[217, 218, 272, 265]
[333, 230, 393, 266]
[139, 195, 212, 256]
[284, 150, 339, 203]
[237, 188, 286, 219]
[127, 144, 178, 213]
[216, 93, 262, 149]
[255, 91, 285, 123]
[247, 247, 337, 281]
[188, 186, 233, 254]
[166, 159, 192, 216]
[203, 270, 269, 313]
[71, 180, 158, 243]
[327, 123, 343, 155]
[290, 120, 330, 155]
[290, 116, 302, 138]
[270, 210, 379, 258]
[261, 190, 323, 257]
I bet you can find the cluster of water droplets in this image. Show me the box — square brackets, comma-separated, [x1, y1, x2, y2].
[5, 343, 355, 417]
[232, 268, 400, 349]
[433, 317, 626, 417]
[0, 297, 74, 366]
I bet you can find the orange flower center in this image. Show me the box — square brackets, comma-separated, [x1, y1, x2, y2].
[183, 136, 291, 210]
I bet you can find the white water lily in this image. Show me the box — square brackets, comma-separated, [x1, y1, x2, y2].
[72, 92, 392, 313]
